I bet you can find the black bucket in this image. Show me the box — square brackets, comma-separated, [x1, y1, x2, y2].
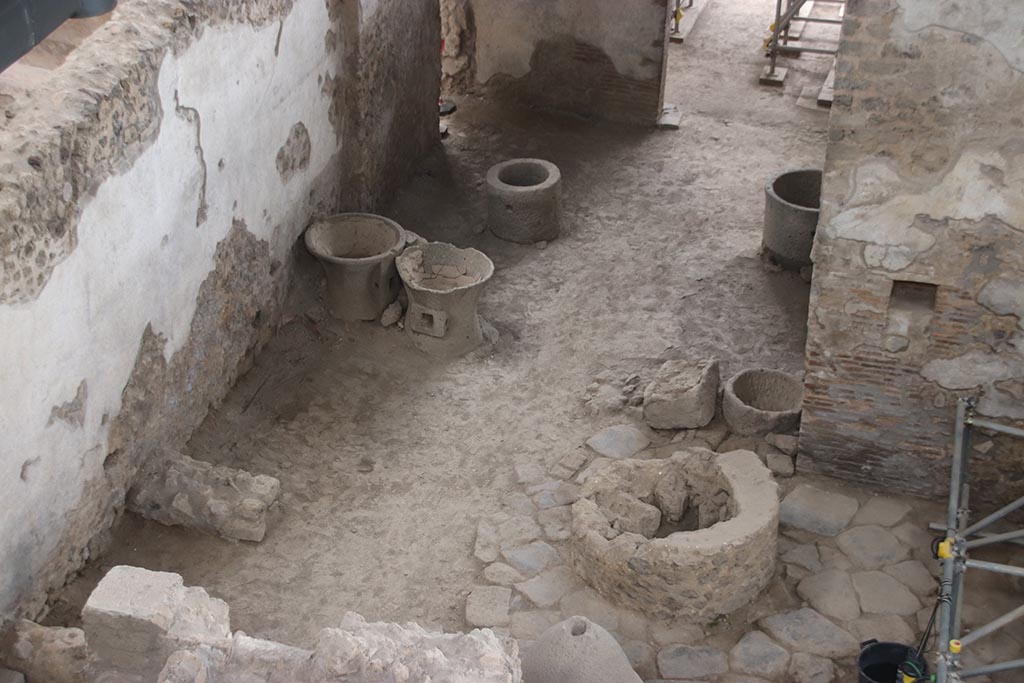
[858, 640, 929, 683]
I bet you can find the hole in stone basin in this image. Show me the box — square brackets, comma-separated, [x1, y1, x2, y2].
[731, 370, 802, 413]
[498, 162, 550, 187]
[771, 169, 821, 209]
[307, 216, 401, 260]
[652, 506, 701, 538]
[571, 619, 587, 636]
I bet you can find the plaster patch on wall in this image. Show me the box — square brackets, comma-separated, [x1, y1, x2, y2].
[830, 148, 1024, 251]
[921, 347, 1024, 418]
[898, 0, 1024, 72]
[276, 122, 313, 181]
[48, 380, 89, 429]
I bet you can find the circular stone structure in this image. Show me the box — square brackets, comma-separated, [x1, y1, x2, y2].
[305, 213, 406, 321]
[486, 158, 562, 243]
[570, 448, 778, 621]
[762, 168, 822, 269]
[396, 242, 494, 357]
[722, 368, 804, 436]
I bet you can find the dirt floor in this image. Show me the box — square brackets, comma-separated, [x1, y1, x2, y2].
[51, 0, 841, 649]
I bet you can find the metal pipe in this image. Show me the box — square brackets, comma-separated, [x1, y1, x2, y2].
[971, 418, 1024, 439]
[788, 16, 845, 24]
[770, 45, 838, 55]
[965, 558, 1024, 579]
[959, 658, 1024, 678]
[929, 522, 1024, 547]
[958, 603, 1024, 647]
[938, 400, 970, 683]
[966, 528, 1024, 549]
[963, 494, 1024, 537]
[769, 0, 784, 74]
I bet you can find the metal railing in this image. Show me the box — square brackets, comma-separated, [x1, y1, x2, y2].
[762, 0, 844, 82]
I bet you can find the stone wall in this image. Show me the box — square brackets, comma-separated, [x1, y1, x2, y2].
[0, 0, 439, 621]
[441, 0, 670, 124]
[801, 0, 1024, 503]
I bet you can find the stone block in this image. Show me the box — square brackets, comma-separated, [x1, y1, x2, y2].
[657, 644, 728, 679]
[1, 620, 90, 683]
[82, 566, 230, 681]
[780, 484, 858, 536]
[127, 448, 280, 542]
[759, 608, 858, 658]
[465, 586, 511, 627]
[836, 525, 909, 569]
[642, 359, 720, 429]
[586, 425, 650, 459]
[729, 631, 789, 680]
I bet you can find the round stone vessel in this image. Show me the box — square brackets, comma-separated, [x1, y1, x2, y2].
[305, 214, 406, 321]
[396, 242, 494, 357]
[722, 368, 804, 435]
[486, 158, 562, 243]
[763, 168, 822, 269]
[570, 448, 779, 621]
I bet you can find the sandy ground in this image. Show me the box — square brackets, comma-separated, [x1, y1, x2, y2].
[49, 0, 840, 648]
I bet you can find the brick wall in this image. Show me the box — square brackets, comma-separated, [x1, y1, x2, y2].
[800, 0, 1024, 505]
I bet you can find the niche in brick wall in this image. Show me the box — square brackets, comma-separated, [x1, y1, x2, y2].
[883, 280, 938, 353]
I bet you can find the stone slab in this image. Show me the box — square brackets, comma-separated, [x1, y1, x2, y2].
[779, 484, 858, 536]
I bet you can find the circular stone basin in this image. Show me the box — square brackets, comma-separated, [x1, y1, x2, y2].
[723, 368, 804, 436]
[570, 448, 778, 621]
[486, 158, 562, 244]
[762, 168, 822, 270]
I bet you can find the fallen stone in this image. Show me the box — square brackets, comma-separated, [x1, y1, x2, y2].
[534, 482, 581, 509]
[484, 562, 525, 586]
[852, 497, 912, 527]
[788, 652, 835, 683]
[466, 586, 512, 627]
[516, 566, 578, 608]
[158, 649, 212, 683]
[509, 610, 562, 640]
[0, 669, 25, 683]
[642, 359, 720, 429]
[847, 615, 916, 645]
[586, 425, 650, 459]
[851, 571, 921, 616]
[596, 490, 662, 537]
[537, 506, 572, 541]
[729, 631, 790, 680]
[559, 588, 620, 633]
[765, 449, 795, 477]
[782, 544, 823, 573]
[83, 566, 231, 681]
[379, 301, 402, 327]
[503, 492, 537, 516]
[521, 617, 641, 683]
[884, 560, 937, 596]
[127, 448, 281, 542]
[650, 620, 704, 646]
[622, 640, 656, 679]
[759, 608, 859, 658]
[797, 569, 861, 621]
[0, 621, 89, 683]
[657, 645, 728, 679]
[780, 484, 859, 536]
[502, 541, 560, 577]
[766, 433, 798, 455]
[836, 525, 910, 569]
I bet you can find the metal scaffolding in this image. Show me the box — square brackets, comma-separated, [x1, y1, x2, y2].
[932, 397, 1024, 682]
[761, 0, 845, 85]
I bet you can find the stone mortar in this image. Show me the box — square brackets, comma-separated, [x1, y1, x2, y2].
[722, 368, 803, 436]
[486, 158, 562, 243]
[569, 448, 779, 622]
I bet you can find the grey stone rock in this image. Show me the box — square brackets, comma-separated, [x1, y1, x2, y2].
[884, 560, 937, 596]
[501, 541, 560, 577]
[759, 608, 859, 658]
[657, 645, 728, 679]
[586, 425, 651, 459]
[1, 621, 89, 683]
[515, 463, 547, 485]
[534, 482, 581, 510]
[503, 492, 537, 516]
[466, 586, 511, 627]
[766, 433, 799, 455]
[379, 301, 402, 327]
[782, 544, 823, 573]
[780, 485, 859, 536]
[729, 631, 790, 680]
[483, 562, 525, 587]
[642, 359, 720, 429]
[851, 497, 912, 527]
[851, 571, 921, 616]
[0, 669, 26, 683]
[818, 546, 853, 570]
[521, 617, 641, 683]
[797, 569, 861, 621]
[836, 525, 910, 569]
[623, 640, 657, 679]
[538, 505, 572, 541]
[847, 615, 916, 645]
[766, 449, 795, 477]
[516, 566, 578, 608]
[788, 652, 835, 683]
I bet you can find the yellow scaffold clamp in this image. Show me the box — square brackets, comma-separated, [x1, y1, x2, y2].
[937, 538, 955, 559]
[950, 639, 962, 654]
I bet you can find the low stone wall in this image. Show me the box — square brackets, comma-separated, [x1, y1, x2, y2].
[0, 0, 439, 622]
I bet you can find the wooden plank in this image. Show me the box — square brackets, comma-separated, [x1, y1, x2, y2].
[817, 58, 836, 107]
